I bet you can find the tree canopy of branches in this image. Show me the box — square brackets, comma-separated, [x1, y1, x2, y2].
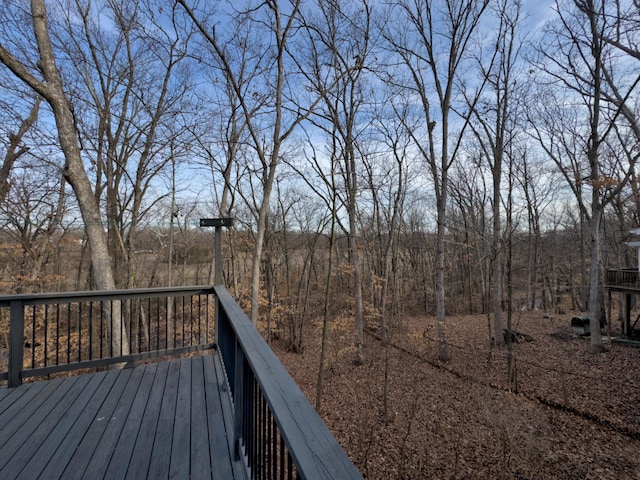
[1, 0, 639, 360]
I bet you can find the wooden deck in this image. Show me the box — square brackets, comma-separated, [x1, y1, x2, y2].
[0, 353, 243, 479]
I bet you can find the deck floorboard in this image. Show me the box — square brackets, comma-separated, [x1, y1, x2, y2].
[0, 353, 238, 479]
[125, 361, 170, 480]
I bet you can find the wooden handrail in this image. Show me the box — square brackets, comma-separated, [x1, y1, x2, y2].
[0, 285, 215, 307]
[215, 285, 362, 479]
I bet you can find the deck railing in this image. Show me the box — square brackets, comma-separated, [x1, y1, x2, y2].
[606, 268, 640, 288]
[214, 285, 361, 479]
[0, 285, 361, 479]
[0, 286, 216, 387]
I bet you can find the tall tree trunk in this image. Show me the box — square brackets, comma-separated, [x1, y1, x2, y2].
[434, 195, 450, 362]
[588, 205, 605, 352]
[0, 0, 128, 354]
[316, 207, 337, 412]
[349, 207, 365, 366]
[492, 168, 504, 347]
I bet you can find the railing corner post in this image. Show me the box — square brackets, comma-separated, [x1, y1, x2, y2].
[8, 300, 25, 388]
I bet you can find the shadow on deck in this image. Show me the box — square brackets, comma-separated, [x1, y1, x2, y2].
[0, 285, 361, 480]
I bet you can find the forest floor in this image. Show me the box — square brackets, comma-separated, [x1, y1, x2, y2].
[273, 310, 640, 479]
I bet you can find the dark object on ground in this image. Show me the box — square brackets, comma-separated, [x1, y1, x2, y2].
[571, 316, 605, 336]
[503, 328, 534, 343]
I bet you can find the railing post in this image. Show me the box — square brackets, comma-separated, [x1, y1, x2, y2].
[8, 300, 24, 388]
[215, 225, 223, 286]
[199, 217, 233, 286]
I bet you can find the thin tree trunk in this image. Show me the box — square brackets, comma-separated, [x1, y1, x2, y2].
[316, 212, 337, 412]
[435, 196, 450, 362]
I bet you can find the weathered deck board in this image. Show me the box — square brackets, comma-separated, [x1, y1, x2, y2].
[1, 375, 92, 479]
[0, 376, 85, 474]
[15, 370, 118, 480]
[146, 358, 181, 479]
[124, 361, 170, 480]
[205, 353, 238, 479]
[36, 370, 121, 480]
[169, 357, 192, 479]
[190, 356, 212, 478]
[0, 353, 239, 479]
[102, 363, 158, 479]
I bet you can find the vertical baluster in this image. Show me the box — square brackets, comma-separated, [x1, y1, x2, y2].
[279, 435, 285, 480]
[271, 413, 277, 479]
[78, 302, 82, 362]
[44, 305, 49, 367]
[88, 302, 93, 360]
[55, 304, 60, 365]
[250, 366, 256, 472]
[156, 298, 162, 350]
[137, 299, 142, 353]
[267, 407, 272, 478]
[205, 294, 210, 343]
[181, 296, 186, 347]
[246, 368, 253, 472]
[198, 294, 202, 345]
[128, 298, 133, 353]
[257, 383, 262, 479]
[67, 304, 71, 364]
[99, 300, 104, 359]
[147, 298, 151, 352]
[190, 295, 194, 345]
[164, 297, 171, 348]
[262, 389, 267, 479]
[110, 300, 114, 358]
[234, 345, 245, 462]
[253, 376, 258, 476]
[31, 306, 36, 369]
[119, 299, 123, 357]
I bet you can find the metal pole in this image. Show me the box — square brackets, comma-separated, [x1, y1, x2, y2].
[200, 218, 233, 286]
[215, 225, 222, 285]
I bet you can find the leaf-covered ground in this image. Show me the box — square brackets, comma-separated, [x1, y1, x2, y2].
[274, 312, 640, 479]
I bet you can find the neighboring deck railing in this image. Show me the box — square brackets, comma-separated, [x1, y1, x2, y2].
[0, 285, 362, 479]
[606, 268, 640, 288]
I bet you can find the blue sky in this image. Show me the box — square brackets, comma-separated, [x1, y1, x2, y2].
[522, 0, 558, 29]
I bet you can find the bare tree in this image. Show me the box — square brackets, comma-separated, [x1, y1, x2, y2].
[295, 0, 373, 364]
[385, 0, 490, 361]
[0, 161, 68, 293]
[0, 98, 41, 204]
[449, 157, 491, 316]
[58, 0, 197, 289]
[0, 0, 128, 352]
[178, 0, 333, 324]
[363, 102, 411, 419]
[514, 151, 558, 312]
[466, 0, 525, 346]
[530, 0, 638, 352]
[187, 69, 250, 287]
